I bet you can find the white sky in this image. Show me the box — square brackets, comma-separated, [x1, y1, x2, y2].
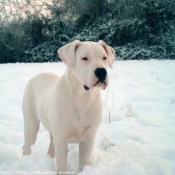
[1, 0, 54, 21]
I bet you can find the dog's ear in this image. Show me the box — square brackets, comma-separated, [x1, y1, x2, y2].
[98, 40, 115, 68]
[58, 40, 81, 68]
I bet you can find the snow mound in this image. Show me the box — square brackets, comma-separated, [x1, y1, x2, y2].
[0, 60, 175, 175]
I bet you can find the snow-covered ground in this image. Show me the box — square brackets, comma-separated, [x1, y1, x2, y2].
[0, 60, 175, 175]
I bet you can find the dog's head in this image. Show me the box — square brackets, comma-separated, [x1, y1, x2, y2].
[58, 40, 115, 90]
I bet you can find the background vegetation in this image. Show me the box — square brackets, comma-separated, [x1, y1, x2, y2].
[0, 0, 175, 63]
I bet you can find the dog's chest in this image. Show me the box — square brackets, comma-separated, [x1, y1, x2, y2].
[73, 95, 101, 124]
[65, 100, 102, 143]
[55, 87, 102, 142]
[67, 116, 98, 143]
[68, 124, 91, 143]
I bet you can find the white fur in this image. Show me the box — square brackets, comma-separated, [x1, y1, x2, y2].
[22, 40, 115, 172]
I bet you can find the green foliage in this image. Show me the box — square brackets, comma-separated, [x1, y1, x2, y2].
[136, 0, 175, 44]
[0, 0, 175, 63]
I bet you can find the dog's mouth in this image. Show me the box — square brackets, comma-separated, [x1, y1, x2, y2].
[84, 81, 107, 91]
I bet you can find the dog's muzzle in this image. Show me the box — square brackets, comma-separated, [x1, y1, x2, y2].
[84, 68, 107, 91]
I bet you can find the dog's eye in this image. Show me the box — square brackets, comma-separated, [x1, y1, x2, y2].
[82, 57, 88, 61]
[103, 57, 107, 60]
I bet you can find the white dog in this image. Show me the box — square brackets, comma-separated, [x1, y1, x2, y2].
[22, 40, 115, 172]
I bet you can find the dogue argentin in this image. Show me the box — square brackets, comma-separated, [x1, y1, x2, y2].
[22, 40, 115, 172]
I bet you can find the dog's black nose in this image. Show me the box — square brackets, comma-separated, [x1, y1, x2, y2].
[95, 68, 107, 83]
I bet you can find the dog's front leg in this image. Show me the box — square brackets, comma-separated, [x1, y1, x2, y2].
[54, 137, 68, 172]
[79, 137, 95, 171]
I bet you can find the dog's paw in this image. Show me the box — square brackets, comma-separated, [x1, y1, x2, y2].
[23, 145, 31, 155]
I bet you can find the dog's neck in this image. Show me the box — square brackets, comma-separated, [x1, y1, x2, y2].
[60, 68, 100, 100]
[55, 68, 102, 118]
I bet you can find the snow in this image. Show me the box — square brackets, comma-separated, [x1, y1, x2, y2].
[0, 60, 175, 175]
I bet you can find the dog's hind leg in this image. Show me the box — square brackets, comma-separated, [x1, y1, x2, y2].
[23, 92, 40, 155]
[23, 118, 40, 155]
[47, 134, 55, 158]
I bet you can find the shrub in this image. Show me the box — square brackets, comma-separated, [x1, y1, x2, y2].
[0, 0, 175, 63]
